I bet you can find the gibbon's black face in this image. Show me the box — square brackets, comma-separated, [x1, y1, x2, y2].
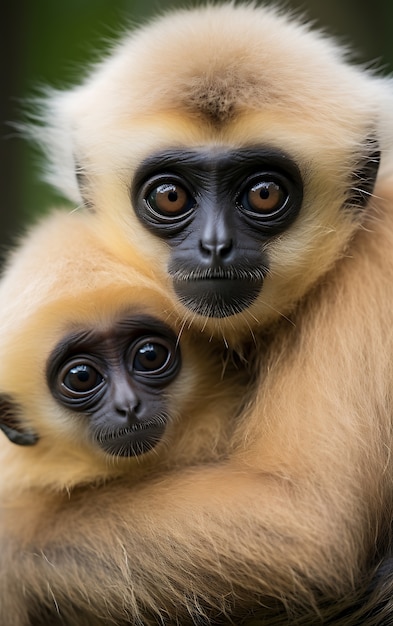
[0, 315, 181, 455]
[131, 145, 379, 319]
[132, 147, 303, 318]
[46, 314, 181, 457]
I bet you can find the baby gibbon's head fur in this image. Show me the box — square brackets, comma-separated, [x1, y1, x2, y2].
[0, 211, 246, 494]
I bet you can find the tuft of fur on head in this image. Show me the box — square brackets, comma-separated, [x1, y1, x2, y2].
[28, 4, 393, 199]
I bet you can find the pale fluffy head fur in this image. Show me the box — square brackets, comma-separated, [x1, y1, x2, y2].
[29, 3, 393, 344]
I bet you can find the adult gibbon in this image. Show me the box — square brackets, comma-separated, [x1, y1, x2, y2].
[5, 2, 393, 625]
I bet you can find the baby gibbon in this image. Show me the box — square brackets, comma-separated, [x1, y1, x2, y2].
[0, 209, 248, 496]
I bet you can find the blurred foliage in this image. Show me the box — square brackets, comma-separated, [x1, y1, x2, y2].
[1, 0, 393, 262]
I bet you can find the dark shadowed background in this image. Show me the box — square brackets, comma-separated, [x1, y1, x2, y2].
[1, 0, 392, 265]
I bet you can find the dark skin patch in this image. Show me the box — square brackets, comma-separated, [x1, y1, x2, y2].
[131, 143, 380, 318]
[132, 147, 304, 318]
[47, 314, 181, 457]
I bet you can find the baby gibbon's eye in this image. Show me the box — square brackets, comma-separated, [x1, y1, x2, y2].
[134, 341, 170, 371]
[146, 181, 196, 216]
[127, 336, 180, 382]
[61, 362, 105, 396]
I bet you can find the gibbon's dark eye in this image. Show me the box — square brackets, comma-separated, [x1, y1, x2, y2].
[146, 182, 195, 217]
[60, 361, 105, 397]
[127, 336, 179, 382]
[133, 341, 170, 372]
[240, 178, 288, 215]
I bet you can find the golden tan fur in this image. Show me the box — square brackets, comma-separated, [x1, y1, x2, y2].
[3, 3, 393, 625]
[0, 210, 248, 498]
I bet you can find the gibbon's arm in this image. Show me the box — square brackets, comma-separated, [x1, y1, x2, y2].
[0, 456, 390, 626]
[0, 466, 362, 626]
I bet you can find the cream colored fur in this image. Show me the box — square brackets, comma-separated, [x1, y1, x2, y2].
[33, 4, 393, 343]
[3, 3, 393, 625]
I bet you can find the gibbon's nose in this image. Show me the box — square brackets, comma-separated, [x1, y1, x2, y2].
[116, 404, 142, 423]
[199, 238, 234, 264]
[112, 381, 141, 423]
[198, 207, 234, 266]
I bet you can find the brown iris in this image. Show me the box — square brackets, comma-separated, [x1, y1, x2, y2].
[149, 183, 190, 215]
[247, 181, 286, 213]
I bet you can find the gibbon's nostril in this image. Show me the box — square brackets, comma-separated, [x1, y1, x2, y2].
[114, 388, 141, 422]
[199, 239, 233, 260]
[116, 401, 141, 417]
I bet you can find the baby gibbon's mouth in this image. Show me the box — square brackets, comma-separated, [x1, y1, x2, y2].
[97, 420, 167, 457]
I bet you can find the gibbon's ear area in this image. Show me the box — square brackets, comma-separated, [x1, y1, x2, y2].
[0, 394, 39, 446]
[46, 314, 182, 457]
[131, 146, 304, 318]
[347, 136, 380, 209]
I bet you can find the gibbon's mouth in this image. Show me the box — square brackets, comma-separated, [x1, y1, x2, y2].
[171, 269, 265, 318]
[97, 421, 167, 457]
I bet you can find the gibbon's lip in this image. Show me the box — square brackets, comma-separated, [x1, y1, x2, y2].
[98, 422, 167, 457]
[173, 277, 264, 318]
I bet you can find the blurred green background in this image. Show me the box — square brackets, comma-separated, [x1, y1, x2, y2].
[1, 0, 393, 264]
